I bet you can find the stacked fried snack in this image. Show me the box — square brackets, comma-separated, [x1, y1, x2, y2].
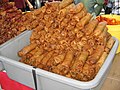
[18, 0, 115, 81]
[0, 2, 40, 45]
[0, 2, 25, 45]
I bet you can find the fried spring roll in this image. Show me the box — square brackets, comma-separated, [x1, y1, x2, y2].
[18, 43, 37, 57]
[53, 53, 66, 66]
[29, 20, 39, 29]
[33, 8, 42, 16]
[86, 45, 104, 65]
[106, 32, 112, 41]
[37, 51, 54, 69]
[60, 18, 69, 29]
[40, 6, 46, 13]
[87, 38, 95, 47]
[46, 53, 65, 71]
[25, 47, 39, 59]
[44, 14, 50, 21]
[76, 13, 92, 29]
[33, 52, 47, 67]
[27, 48, 44, 65]
[95, 52, 108, 73]
[59, 0, 73, 9]
[106, 37, 115, 49]
[72, 7, 87, 22]
[99, 27, 108, 39]
[80, 36, 87, 46]
[34, 24, 44, 32]
[105, 37, 115, 53]
[45, 8, 52, 14]
[19, 47, 39, 64]
[69, 3, 84, 14]
[93, 22, 107, 37]
[82, 63, 96, 80]
[57, 4, 74, 22]
[46, 2, 60, 12]
[96, 27, 108, 46]
[70, 51, 88, 78]
[84, 19, 98, 35]
[82, 44, 94, 55]
[53, 50, 74, 75]
[57, 8, 68, 21]
[70, 19, 77, 26]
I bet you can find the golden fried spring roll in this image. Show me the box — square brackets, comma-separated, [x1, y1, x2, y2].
[30, 30, 38, 41]
[70, 19, 77, 26]
[93, 22, 107, 37]
[53, 53, 66, 66]
[98, 27, 108, 39]
[87, 39, 95, 47]
[86, 45, 104, 65]
[18, 43, 37, 57]
[25, 47, 39, 59]
[66, 3, 75, 9]
[27, 48, 44, 66]
[76, 13, 92, 29]
[72, 7, 87, 22]
[19, 47, 39, 64]
[65, 13, 74, 20]
[80, 36, 87, 46]
[95, 52, 108, 73]
[58, 3, 74, 17]
[82, 44, 94, 55]
[84, 19, 98, 35]
[37, 51, 54, 69]
[44, 14, 50, 21]
[105, 37, 115, 53]
[33, 8, 42, 16]
[33, 52, 47, 67]
[45, 1, 60, 11]
[40, 6, 46, 13]
[66, 23, 75, 31]
[29, 20, 39, 29]
[70, 51, 88, 78]
[57, 4, 74, 22]
[45, 8, 52, 14]
[106, 32, 112, 41]
[82, 63, 95, 80]
[59, 0, 73, 9]
[60, 18, 69, 29]
[43, 52, 59, 70]
[70, 40, 78, 50]
[106, 37, 115, 49]
[69, 3, 84, 14]
[56, 50, 74, 75]
[34, 24, 44, 32]
[96, 27, 108, 46]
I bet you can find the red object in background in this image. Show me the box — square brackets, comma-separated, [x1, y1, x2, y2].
[0, 72, 33, 90]
[96, 16, 120, 25]
[104, 0, 108, 5]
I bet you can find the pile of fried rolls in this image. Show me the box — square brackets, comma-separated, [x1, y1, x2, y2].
[18, 0, 115, 81]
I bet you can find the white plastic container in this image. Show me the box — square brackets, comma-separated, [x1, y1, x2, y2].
[0, 30, 36, 89]
[0, 61, 4, 71]
[0, 30, 119, 90]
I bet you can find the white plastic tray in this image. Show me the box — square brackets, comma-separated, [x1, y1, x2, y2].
[0, 30, 119, 90]
[0, 61, 4, 71]
[0, 30, 35, 89]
